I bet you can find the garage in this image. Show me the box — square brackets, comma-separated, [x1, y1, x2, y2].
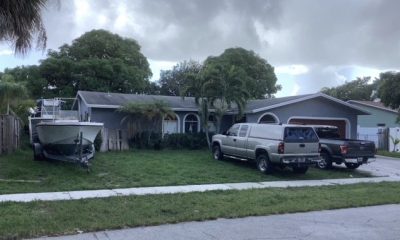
[244, 93, 368, 139]
[288, 118, 348, 138]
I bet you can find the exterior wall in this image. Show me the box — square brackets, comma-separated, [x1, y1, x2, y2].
[246, 97, 359, 139]
[90, 108, 127, 129]
[78, 95, 91, 121]
[349, 103, 399, 128]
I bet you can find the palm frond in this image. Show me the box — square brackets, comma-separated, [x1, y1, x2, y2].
[0, 0, 48, 55]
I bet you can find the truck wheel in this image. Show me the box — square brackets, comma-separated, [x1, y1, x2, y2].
[212, 145, 223, 160]
[317, 152, 332, 169]
[345, 163, 360, 169]
[293, 166, 308, 174]
[256, 154, 273, 174]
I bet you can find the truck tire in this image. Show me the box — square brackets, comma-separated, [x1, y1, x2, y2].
[293, 166, 308, 174]
[317, 151, 332, 169]
[345, 162, 360, 169]
[256, 154, 273, 174]
[212, 144, 224, 160]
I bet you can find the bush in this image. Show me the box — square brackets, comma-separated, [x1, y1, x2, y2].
[163, 133, 208, 150]
[128, 131, 163, 150]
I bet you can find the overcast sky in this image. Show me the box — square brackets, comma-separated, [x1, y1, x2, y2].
[1, 0, 399, 97]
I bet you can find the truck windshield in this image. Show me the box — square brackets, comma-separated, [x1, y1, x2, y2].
[284, 127, 319, 143]
[315, 128, 341, 139]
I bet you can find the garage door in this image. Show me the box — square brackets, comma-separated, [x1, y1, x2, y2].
[288, 118, 347, 138]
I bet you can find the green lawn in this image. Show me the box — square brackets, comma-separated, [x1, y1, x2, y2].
[0, 149, 370, 194]
[1, 182, 400, 239]
[377, 150, 400, 158]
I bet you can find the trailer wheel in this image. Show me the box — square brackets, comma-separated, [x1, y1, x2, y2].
[33, 143, 44, 161]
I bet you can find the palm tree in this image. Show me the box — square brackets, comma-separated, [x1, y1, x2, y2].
[118, 100, 173, 147]
[0, 0, 48, 54]
[181, 63, 250, 149]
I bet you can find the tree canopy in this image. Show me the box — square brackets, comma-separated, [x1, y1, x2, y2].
[378, 72, 400, 109]
[203, 48, 280, 99]
[321, 77, 380, 101]
[38, 30, 152, 97]
[0, 0, 48, 54]
[159, 60, 202, 96]
[0, 74, 28, 114]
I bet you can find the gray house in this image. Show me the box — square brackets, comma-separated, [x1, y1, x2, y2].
[74, 91, 369, 150]
[348, 100, 400, 150]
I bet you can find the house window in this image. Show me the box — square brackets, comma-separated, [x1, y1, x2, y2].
[258, 113, 278, 124]
[163, 114, 179, 134]
[184, 114, 199, 133]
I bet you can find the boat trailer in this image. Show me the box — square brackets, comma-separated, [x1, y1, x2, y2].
[33, 132, 95, 172]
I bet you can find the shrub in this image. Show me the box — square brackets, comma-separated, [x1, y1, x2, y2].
[128, 131, 163, 150]
[163, 133, 208, 150]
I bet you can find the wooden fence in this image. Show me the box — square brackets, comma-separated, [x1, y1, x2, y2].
[99, 128, 129, 152]
[0, 115, 21, 154]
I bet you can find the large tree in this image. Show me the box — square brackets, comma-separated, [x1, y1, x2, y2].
[39, 29, 152, 97]
[203, 48, 280, 99]
[159, 60, 202, 96]
[0, 74, 28, 114]
[3, 65, 47, 99]
[378, 72, 400, 109]
[0, 0, 48, 54]
[321, 77, 379, 101]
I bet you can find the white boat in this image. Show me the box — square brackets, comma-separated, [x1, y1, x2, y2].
[36, 121, 103, 156]
[29, 98, 103, 168]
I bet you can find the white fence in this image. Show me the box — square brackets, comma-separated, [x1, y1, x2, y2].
[357, 126, 400, 152]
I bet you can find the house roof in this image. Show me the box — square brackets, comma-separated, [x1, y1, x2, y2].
[77, 91, 199, 111]
[244, 92, 370, 115]
[348, 100, 399, 114]
[76, 91, 370, 115]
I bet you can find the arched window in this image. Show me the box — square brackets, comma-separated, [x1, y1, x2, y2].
[184, 114, 199, 133]
[258, 113, 279, 124]
[163, 113, 179, 134]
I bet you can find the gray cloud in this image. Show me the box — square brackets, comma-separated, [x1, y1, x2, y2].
[34, 0, 400, 94]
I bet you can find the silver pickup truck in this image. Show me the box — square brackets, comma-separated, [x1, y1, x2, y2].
[211, 123, 321, 174]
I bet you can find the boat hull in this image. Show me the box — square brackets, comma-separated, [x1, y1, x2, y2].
[36, 122, 103, 156]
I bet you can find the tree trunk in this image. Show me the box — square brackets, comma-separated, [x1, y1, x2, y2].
[7, 101, 10, 115]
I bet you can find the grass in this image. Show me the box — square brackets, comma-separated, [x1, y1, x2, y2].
[377, 150, 400, 158]
[0, 149, 370, 194]
[1, 182, 400, 239]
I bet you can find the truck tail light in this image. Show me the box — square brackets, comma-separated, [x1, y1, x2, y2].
[318, 143, 321, 153]
[278, 142, 284, 154]
[340, 145, 348, 154]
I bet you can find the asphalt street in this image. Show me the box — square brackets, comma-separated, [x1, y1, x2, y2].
[36, 204, 400, 240]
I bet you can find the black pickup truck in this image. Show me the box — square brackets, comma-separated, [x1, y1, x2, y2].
[311, 125, 376, 170]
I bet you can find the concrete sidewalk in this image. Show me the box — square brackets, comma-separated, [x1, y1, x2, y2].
[1, 176, 399, 203]
[34, 204, 400, 240]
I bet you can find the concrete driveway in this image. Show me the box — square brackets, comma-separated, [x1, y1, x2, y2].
[35, 204, 400, 240]
[358, 155, 400, 177]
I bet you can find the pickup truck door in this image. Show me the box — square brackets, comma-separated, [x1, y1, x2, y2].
[235, 124, 250, 157]
[221, 124, 240, 156]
